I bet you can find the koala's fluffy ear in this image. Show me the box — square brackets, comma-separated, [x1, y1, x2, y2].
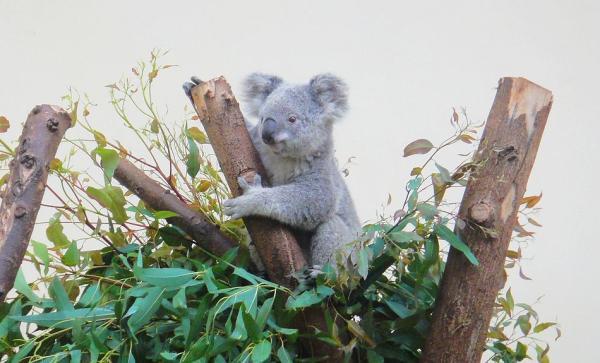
[242, 73, 283, 117]
[309, 73, 348, 121]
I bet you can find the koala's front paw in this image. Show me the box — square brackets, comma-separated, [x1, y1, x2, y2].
[182, 76, 203, 104]
[223, 174, 262, 219]
[223, 194, 257, 220]
[223, 174, 265, 220]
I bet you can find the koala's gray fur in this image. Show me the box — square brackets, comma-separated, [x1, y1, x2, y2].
[221, 73, 362, 267]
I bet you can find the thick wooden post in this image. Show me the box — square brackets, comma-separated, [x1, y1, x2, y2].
[421, 78, 552, 362]
[0, 105, 72, 301]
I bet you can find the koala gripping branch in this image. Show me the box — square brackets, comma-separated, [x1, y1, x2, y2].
[190, 76, 306, 286]
[0, 105, 72, 301]
[420, 78, 553, 363]
[190, 77, 343, 361]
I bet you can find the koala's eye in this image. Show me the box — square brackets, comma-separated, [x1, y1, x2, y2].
[288, 116, 297, 123]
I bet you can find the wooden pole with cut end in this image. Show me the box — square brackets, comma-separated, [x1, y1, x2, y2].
[113, 158, 238, 257]
[420, 78, 552, 362]
[0, 105, 72, 301]
[190, 76, 307, 287]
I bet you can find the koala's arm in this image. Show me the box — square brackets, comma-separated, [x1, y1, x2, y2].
[224, 174, 335, 231]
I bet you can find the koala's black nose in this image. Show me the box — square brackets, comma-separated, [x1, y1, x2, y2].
[261, 118, 277, 145]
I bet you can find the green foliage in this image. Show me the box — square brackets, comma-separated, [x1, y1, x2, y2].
[0, 52, 558, 362]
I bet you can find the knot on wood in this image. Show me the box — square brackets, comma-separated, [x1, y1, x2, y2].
[14, 205, 27, 218]
[495, 145, 519, 162]
[46, 118, 60, 132]
[204, 88, 215, 99]
[18, 138, 28, 154]
[20, 154, 35, 169]
[58, 110, 70, 120]
[221, 91, 234, 104]
[12, 180, 24, 197]
[468, 201, 494, 226]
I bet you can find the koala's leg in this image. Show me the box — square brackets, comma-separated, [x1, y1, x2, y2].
[309, 215, 357, 268]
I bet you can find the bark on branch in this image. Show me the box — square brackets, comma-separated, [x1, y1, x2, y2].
[421, 78, 553, 362]
[113, 158, 237, 257]
[0, 105, 72, 301]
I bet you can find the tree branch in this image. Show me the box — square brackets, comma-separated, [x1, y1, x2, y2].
[0, 105, 72, 301]
[113, 158, 238, 257]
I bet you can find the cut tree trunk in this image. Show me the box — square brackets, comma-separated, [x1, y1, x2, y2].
[113, 158, 237, 257]
[189, 76, 343, 361]
[189, 76, 306, 286]
[421, 78, 552, 363]
[0, 105, 72, 302]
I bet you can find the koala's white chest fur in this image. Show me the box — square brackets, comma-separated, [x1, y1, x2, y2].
[259, 149, 313, 186]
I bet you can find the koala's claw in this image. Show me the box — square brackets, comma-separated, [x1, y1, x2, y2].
[237, 174, 262, 192]
[182, 76, 203, 103]
[223, 196, 252, 220]
[305, 265, 323, 279]
[293, 265, 324, 290]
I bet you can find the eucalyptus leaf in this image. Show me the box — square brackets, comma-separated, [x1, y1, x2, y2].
[31, 240, 50, 274]
[86, 186, 128, 224]
[403, 139, 434, 157]
[127, 287, 165, 334]
[153, 210, 179, 219]
[277, 346, 293, 363]
[134, 267, 196, 288]
[11, 308, 114, 329]
[49, 277, 74, 311]
[62, 241, 80, 266]
[434, 224, 479, 265]
[251, 339, 271, 363]
[46, 217, 70, 248]
[96, 147, 120, 181]
[358, 248, 369, 279]
[286, 290, 324, 309]
[185, 129, 200, 178]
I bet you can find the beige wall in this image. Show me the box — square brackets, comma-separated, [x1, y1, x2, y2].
[1, 1, 599, 361]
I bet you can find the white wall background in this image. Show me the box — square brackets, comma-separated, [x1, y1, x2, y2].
[1, 1, 599, 361]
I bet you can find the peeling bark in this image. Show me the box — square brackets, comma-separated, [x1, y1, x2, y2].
[0, 105, 72, 301]
[113, 158, 238, 257]
[421, 78, 552, 362]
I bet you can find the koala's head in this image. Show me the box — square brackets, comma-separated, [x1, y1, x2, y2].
[242, 73, 348, 158]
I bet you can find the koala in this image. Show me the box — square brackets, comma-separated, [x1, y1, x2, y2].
[183, 73, 361, 269]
